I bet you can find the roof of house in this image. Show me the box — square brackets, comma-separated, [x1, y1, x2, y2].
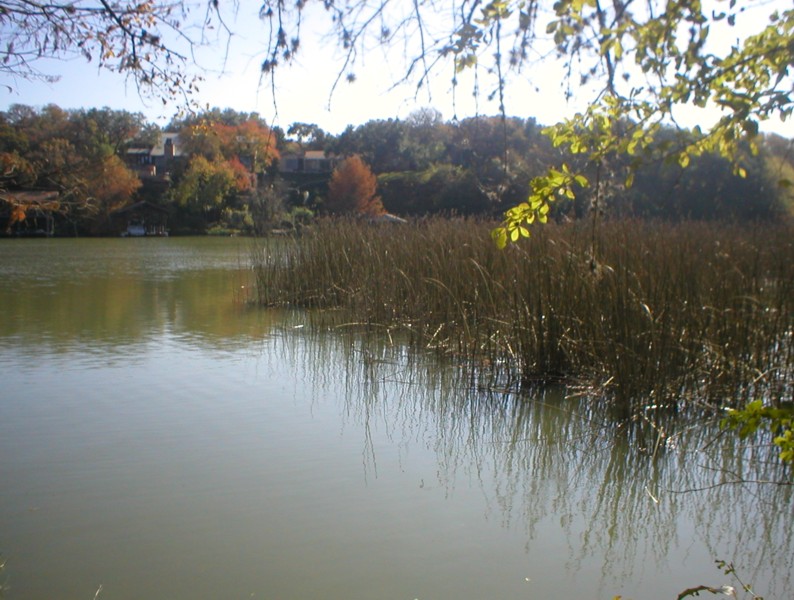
[150, 132, 183, 157]
[111, 201, 171, 215]
[125, 147, 151, 156]
[1, 190, 60, 205]
[370, 213, 407, 224]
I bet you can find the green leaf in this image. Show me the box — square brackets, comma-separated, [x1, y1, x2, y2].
[491, 227, 508, 250]
[625, 172, 635, 188]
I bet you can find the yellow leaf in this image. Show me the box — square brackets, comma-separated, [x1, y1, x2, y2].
[491, 227, 508, 249]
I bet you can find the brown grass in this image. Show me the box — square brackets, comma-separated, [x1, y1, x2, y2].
[253, 217, 793, 415]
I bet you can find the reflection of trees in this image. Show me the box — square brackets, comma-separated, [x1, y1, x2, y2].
[271, 327, 793, 597]
[0, 239, 279, 356]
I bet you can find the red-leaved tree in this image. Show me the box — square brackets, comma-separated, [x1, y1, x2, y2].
[326, 155, 384, 216]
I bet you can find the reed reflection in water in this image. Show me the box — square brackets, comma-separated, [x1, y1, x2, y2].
[274, 326, 793, 599]
[0, 238, 790, 600]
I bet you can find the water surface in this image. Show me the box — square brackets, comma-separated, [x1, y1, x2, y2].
[0, 238, 790, 600]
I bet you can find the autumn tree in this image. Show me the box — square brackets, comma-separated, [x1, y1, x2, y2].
[176, 110, 279, 173]
[326, 155, 384, 216]
[0, 104, 143, 231]
[166, 109, 281, 230]
[91, 155, 142, 207]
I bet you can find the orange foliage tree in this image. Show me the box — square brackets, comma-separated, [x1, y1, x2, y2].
[326, 155, 384, 216]
[182, 118, 279, 172]
[90, 155, 142, 213]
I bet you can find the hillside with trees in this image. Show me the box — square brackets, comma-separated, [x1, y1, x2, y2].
[1, 103, 792, 236]
[0, 105, 150, 235]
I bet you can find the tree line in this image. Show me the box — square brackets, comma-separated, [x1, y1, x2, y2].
[1, 103, 791, 235]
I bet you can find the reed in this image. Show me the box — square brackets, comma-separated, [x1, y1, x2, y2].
[253, 218, 793, 415]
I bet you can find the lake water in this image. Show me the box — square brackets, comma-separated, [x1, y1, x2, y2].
[0, 238, 791, 600]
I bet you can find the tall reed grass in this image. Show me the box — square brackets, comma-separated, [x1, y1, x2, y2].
[253, 218, 793, 416]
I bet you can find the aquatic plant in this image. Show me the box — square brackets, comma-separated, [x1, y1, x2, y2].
[253, 217, 793, 440]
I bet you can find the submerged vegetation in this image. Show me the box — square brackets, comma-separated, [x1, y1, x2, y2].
[255, 218, 793, 465]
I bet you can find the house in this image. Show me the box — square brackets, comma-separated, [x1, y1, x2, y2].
[370, 213, 407, 224]
[279, 150, 338, 174]
[111, 201, 170, 237]
[125, 132, 184, 181]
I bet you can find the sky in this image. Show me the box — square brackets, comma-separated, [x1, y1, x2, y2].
[2, 3, 563, 133]
[2, 1, 792, 138]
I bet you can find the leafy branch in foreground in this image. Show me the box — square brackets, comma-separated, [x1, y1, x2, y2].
[489, 1, 793, 243]
[492, 163, 586, 248]
[721, 401, 794, 465]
